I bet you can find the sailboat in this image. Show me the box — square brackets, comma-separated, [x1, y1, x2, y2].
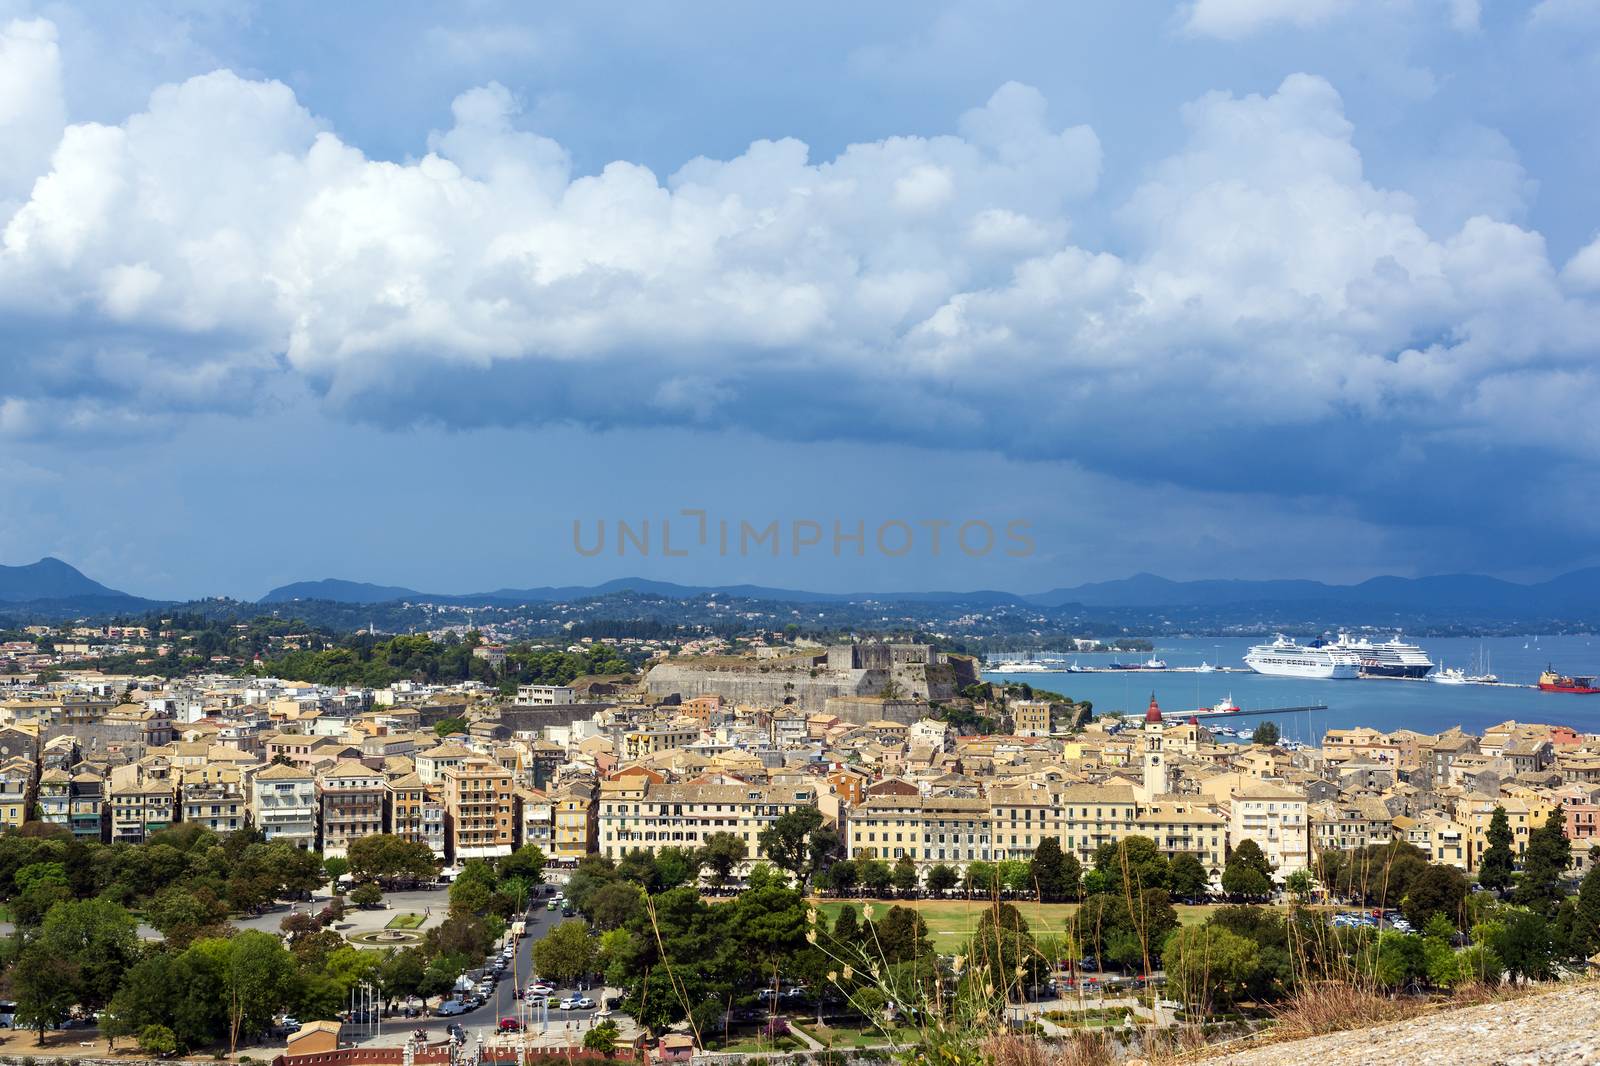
[1464, 644, 1498, 685]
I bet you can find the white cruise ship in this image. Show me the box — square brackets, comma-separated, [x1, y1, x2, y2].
[1243, 635, 1361, 679]
[1326, 633, 1435, 679]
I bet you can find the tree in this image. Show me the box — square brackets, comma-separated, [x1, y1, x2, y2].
[698, 832, 748, 888]
[860, 858, 893, 897]
[827, 858, 860, 897]
[871, 905, 932, 964]
[350, 882, 383, 908]
[1163, 925, 1259, 1013]
[965, 860, 999, 897]
[1030, 838, 1080, 901]
[584, 1020, 620, 1053]
[970, 903, 1036, 994]
[38, 896, 140, 1010]
[138, 1025, 178, 1058]
[145, 884, 228, 945]
[831, 904, 862, 950]
[1167, 853, 1210, 900]
[1222, 840, 1274, 900]
[12, 946, 78, 1043]
[1478, 807, 1516, 893]
[1094, 836, 1169, 896]
[1494, 910, 1556, 982]
[999, 859, 1033, 896]
[587, 880, 645, 931]
[1070, 889, 1180, 971]
[1514, 808, 1572, 913]
[195, 930, 299, 1052]
[532, 919, 597, 984]
[498, 843, 547, 886]
[434, 717, 468, 736]
[1284, 869, 1314, 900]
[757, 807, 832, 888]
[378, 948, 428, 1008]
[926, 863, 959, 897]
[1251, 721, 1281, 746]
[892, 855, 919, 897]
[1402, 864, 1468, 930]
[348, 834, 438, 885]
[1567, 863, 1600, 961]
[1206, 905, 1293, 1003]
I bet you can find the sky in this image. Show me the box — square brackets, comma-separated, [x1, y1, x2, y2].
[4, 0, 1600, 601]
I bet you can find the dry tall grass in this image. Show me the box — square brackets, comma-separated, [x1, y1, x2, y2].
[983, 1032, 1116, 1066]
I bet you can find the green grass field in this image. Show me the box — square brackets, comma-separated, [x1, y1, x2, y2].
[789, 1020, 894, 1049]
[385, 912, 426, 929]
[810, 898, 1218, 948]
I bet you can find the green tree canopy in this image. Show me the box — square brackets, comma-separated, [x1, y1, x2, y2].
[1478, 806, 1516, 893]
[1221, 840, 1274, 900]
[532, 919, 598, 984]
[1514, 808, 1572, 913]
[1030, 838, 1081, 902]
[1164, 925, 1260, 1012]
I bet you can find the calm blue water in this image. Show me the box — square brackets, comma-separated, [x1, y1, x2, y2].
[981, 634, 1600, 742]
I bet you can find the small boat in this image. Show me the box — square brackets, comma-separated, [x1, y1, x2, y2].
[1145, 656, 1169, 670]
[1429, 666, 1468, 685]
[1196, 661, 1216, 673]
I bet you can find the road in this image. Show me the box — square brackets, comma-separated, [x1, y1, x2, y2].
[346, 885, 621, 1048]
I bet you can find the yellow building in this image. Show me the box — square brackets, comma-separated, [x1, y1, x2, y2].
[552, 782, 597, 860]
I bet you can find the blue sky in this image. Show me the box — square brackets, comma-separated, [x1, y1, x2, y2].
[4, 0, 1600, 600]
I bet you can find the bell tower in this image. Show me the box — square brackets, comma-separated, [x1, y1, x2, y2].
[1142, 693, 1168, 799]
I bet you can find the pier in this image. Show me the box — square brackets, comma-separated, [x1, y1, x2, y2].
[1118, 702, 1328, 723]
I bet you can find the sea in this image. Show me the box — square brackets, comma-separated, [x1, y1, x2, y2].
[980, 634, 1600, 743]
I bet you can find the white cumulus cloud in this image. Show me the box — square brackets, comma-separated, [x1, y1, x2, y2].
[1, 24, 1598, 549]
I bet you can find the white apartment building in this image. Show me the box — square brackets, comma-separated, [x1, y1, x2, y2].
[1227, 781, 1310, 878]
[251, 763, 318, 849]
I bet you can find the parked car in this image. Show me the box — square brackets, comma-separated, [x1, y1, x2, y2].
[434, 1001, 468, 1017]
[559, 997, 578, 1010]
[280, 1015, 301, 1031]
[575, 996, 595, 1009]
[528, 982, 554, 995]
[498, 1018, 523, 1032]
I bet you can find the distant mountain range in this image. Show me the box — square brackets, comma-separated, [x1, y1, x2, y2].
[6, 557, 1600, 623]
[259, 568, 1600, 619]
[0, 557, 146, 604]
[258, 576, 1027, 607]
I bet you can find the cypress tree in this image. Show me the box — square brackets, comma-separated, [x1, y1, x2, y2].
[1478, 806, 1516, 893]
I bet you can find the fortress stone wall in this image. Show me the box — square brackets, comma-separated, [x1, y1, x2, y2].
[645, 643, 976, 713]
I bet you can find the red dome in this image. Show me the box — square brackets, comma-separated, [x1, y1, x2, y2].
[1144, 694, 1163, 724]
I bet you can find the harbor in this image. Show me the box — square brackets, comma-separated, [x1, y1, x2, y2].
[981, 632, 1600, 742]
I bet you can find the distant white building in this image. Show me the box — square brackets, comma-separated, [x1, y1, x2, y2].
[517, 685, 575, 705]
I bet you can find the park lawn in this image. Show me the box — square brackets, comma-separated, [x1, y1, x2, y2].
[386, 912, 426, 929]
[709, 1033, 807, 1054]
[789, 1020, 895, 1049]
[810, 898, 1218, 947]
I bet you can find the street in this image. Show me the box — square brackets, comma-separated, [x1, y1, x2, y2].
[336, 882, 637, 1050]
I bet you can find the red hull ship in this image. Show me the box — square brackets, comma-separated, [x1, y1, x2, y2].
[1538, 668, 1600, 694]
